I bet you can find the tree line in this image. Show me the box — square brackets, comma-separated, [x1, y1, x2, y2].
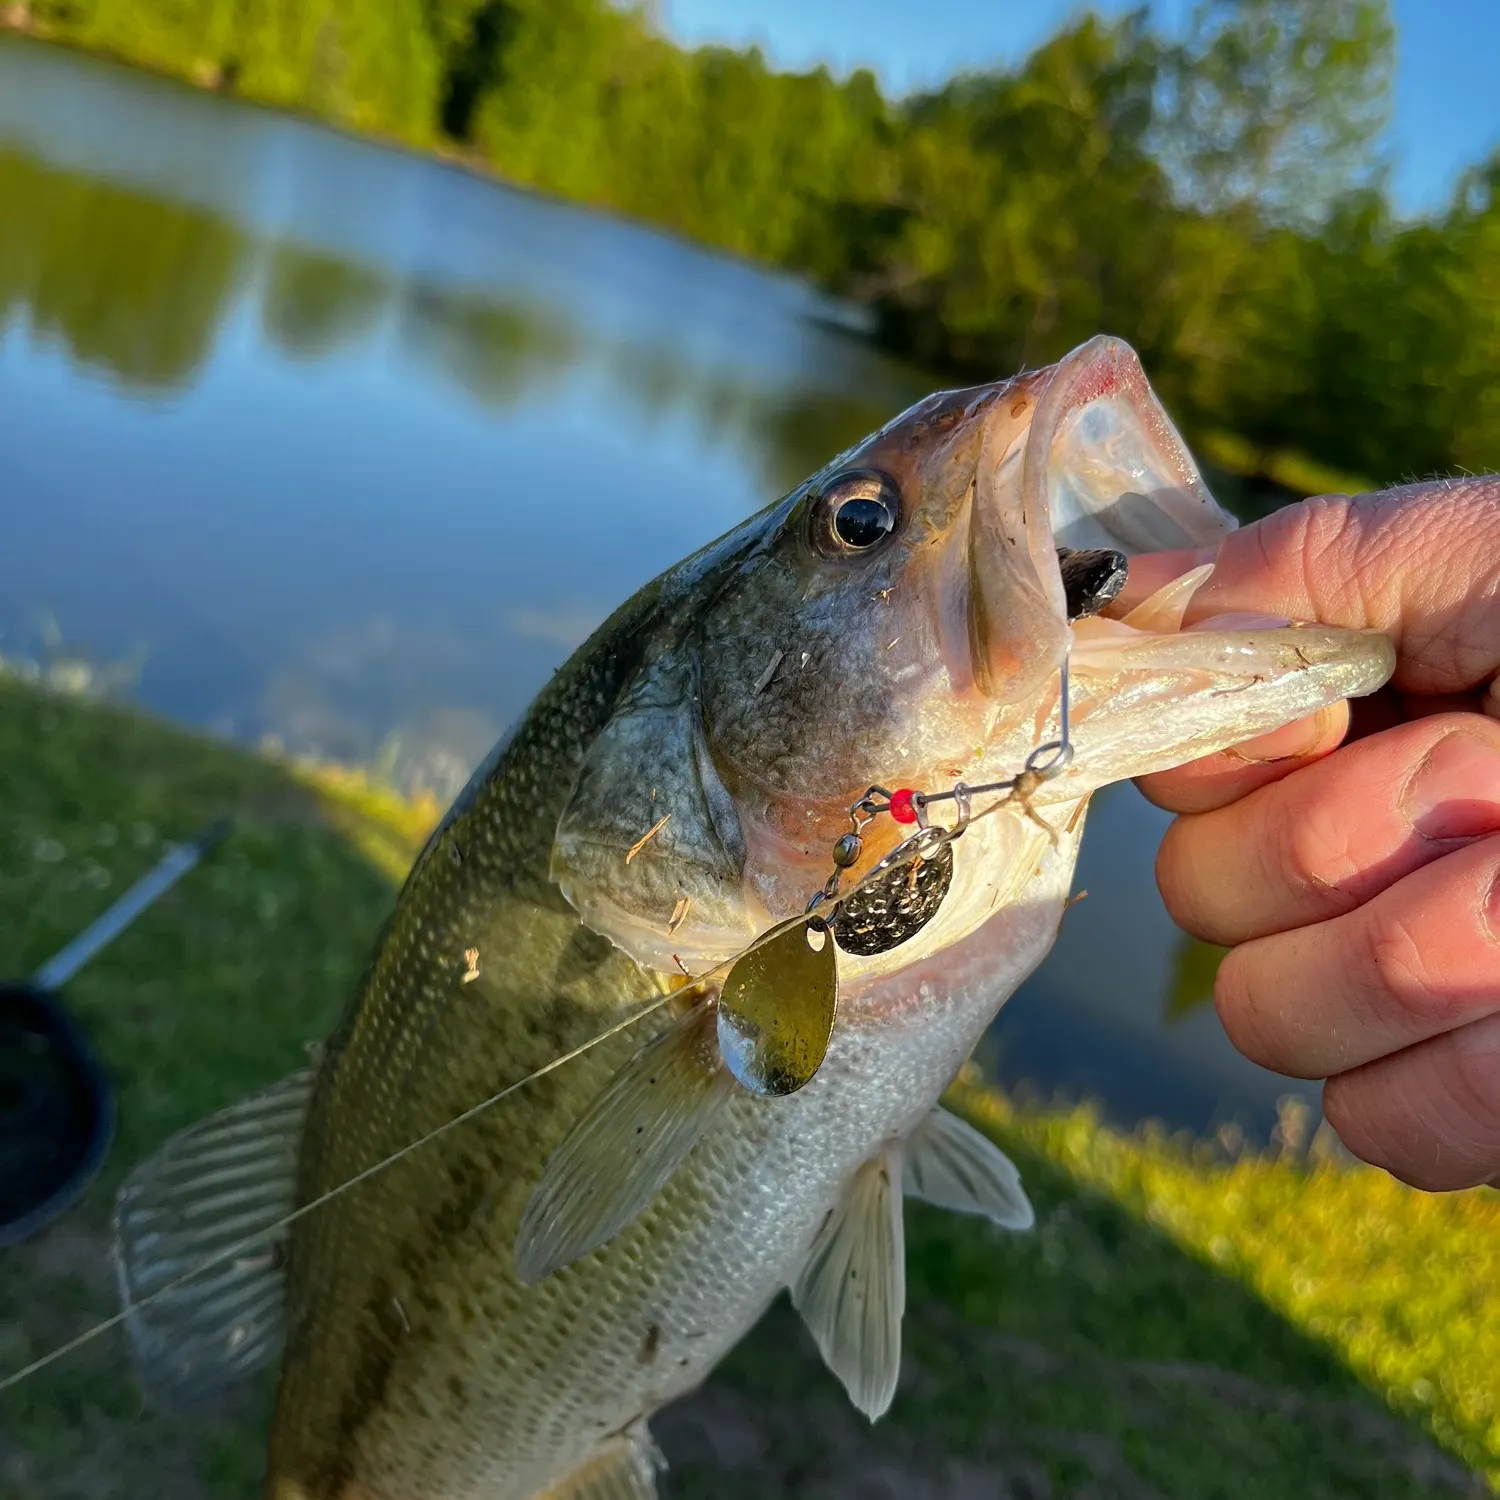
[14, 0, 1499, 489]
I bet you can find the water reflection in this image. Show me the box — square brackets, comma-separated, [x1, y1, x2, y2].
[0, 35, 1314, 1136]
[0, 40, 920, 799]
[0, 147, 243, 389]
[262, 243, 389, 362]
[399, 281, 579, 410]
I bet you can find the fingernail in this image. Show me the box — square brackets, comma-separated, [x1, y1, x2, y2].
[1231, 707, 1337, 765]
[1405, 732, 1500, 841]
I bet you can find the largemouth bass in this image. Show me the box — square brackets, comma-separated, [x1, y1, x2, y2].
[111, 336, 1394, 1500]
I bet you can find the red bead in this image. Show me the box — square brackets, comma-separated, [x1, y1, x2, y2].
[889, 788, 918, 824]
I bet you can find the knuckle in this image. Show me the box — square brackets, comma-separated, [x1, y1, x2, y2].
[1157, 812, 1252, 943]
[1450, 1025, 1500, 1139]
[1155, 821, 1208, 933]
[1262, 494, 1360, 617]
[1277, 803, 1361, 916]
[1318, 1075, 1430, 1184]
[1319, 1076, 1368, 1153]
[1324, 1042, 1500, 1192]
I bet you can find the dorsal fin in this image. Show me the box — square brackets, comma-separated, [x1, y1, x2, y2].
[792, 1145, 905, 1421]
[112, 1068, 312, 1411]
[904, 1106, 1034, 1230]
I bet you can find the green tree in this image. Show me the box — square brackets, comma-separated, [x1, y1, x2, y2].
[1154, 0, 1395, 225]
[16, 0, 1497, 491]
[860, 14, 1172, 374]
[31, 0, 443, 138]
[1446, 154, 1500, 476]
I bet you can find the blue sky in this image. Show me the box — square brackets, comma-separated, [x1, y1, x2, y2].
[661, 0, 1499, 217]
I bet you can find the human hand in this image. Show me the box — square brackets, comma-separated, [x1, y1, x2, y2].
[1124, 476, 1500, 1190]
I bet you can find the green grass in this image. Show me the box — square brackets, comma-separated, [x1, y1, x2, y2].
[0, 675, 1493, 1498]
[944, 1083, 1500, 1491]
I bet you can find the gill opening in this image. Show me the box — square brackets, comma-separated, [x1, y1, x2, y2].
[0, 657, 1077, 1396]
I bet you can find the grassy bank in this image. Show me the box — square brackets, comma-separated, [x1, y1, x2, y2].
[0, 675, 1494, 1498]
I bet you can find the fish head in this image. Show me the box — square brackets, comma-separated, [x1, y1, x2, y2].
[551, 336, 1394, 979]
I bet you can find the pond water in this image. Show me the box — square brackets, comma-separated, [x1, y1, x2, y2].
[0, 35, 1317, 1140]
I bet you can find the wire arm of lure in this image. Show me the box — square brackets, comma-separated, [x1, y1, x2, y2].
[845, 657, 1074, 836]
[0, 658, 1080, 1395]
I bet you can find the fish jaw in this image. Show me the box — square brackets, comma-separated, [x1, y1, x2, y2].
[1023, 334, 1237, 555]
[547, 334, 1391, 973]
[1052, 612, 1396, 799]
[959, 334, 1394, 799]
[956, 335, 1234, 707]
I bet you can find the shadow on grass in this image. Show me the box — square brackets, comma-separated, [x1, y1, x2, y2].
[661, 1143, 1479, 1500]
[0, 679, 1483, 1499]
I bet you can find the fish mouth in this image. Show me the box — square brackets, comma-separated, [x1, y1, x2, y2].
[965, 336, 1394, 794]
[1051, 605, 1396, 798]
[1021, 334, 1235, 556]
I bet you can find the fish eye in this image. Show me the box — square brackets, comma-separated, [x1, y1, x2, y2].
[812, 469, 901, 557]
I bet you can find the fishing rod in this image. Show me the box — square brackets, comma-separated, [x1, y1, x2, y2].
[0, 820, 232, 1248]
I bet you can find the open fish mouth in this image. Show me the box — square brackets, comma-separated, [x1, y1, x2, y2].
[1054, 601, 1396, 798]
[967, 335, 1395, 796]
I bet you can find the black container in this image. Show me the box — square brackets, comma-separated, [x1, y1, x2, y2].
[0, 981, 116, 1246]
[0, 819, 228, 1245]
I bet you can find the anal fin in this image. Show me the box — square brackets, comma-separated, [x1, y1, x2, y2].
[541, 1422, 663, 1499]
[904, 1105, 1034, 1230]
[792, 1145, 905, 1421]
[112, 1068, 311, 1411]
[516, 1004, 730, 1285]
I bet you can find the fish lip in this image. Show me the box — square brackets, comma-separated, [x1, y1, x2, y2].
[950, 336, 1390, 793]
[964, 336, 1235, 708]
[962, 384, 1067, 703]
[1020, 334, 1231, 556]
[1036, 614, 1397, 798]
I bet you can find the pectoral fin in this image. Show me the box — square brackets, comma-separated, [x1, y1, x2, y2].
[112, 1069, 311, 1411]
[792, 1146, 905, 1421]
[516, 1004, 730, 1285]
[904, 1106, 1034, 1230]
[541, 1423, 663, 1499]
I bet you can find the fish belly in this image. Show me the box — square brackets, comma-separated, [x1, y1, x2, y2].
[271, 970, 995, 1500]
[268, 797, 1077, 1500]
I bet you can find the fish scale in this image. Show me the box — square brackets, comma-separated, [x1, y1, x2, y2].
[107, 337, 1394, 1500]
[268, 734, 1075, 1498]
[271, 598, 671, 1499]
[306, 842, 1072, 1500]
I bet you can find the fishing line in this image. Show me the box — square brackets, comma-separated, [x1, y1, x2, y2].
[0, 658, 1076, 1395]
[0, 991, 678, 1395]
[963, 655, 1075, 827]
[0, 867, 915, 1394]
[849, 655, 1074, 840]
